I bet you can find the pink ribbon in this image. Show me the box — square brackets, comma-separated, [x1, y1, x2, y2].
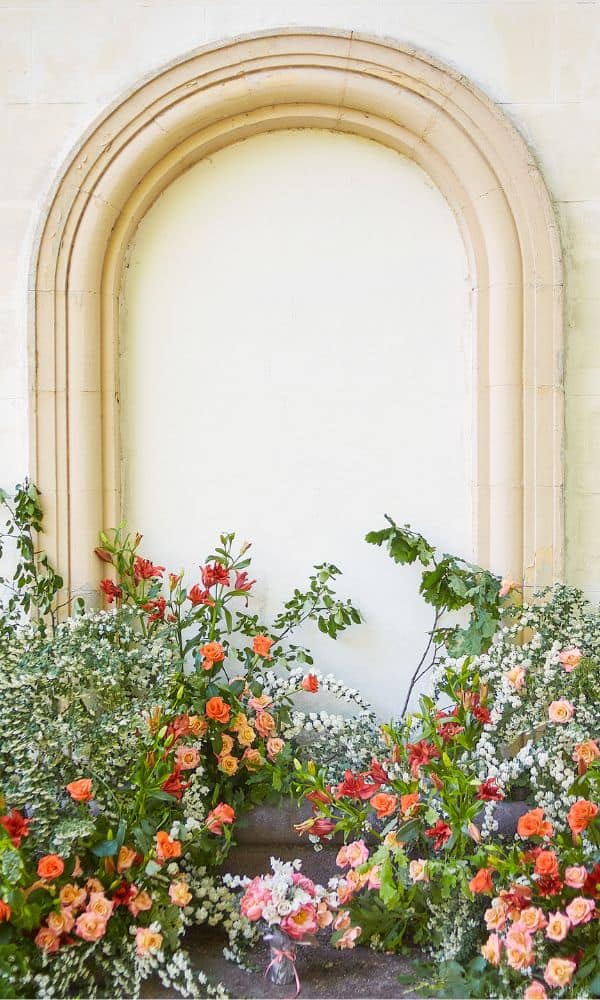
[264, 947, 301, 997]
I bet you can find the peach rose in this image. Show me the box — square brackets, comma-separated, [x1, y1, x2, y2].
[517, 808, 553, 840]
[35, 926, 61, 953]
[524, 981, 547, 1000]
[86, 878, 104, 894]
[565, 865, 587, 888]
[117, 845, 137, 873]
[484, 903, 506, 931]
[573, 739, 600, 773]
[370, 793, 397, 819]
[59, 883, 86, 909]
[544, 957, 576, 990]
[469, 868, 494, 895]
[506, 665, 526, 691]
[205, 696, 231, 725]
[335, 926, 361, 949]
[87, 892, 114, 920]
[480, 933, 501, 966]
[218, 754, 239, 776]
[200, 641, 225, 663]
[242, 748, 262, 769]
[237, 725, 256, 747]
[566, 896, 595, 925]
[220, 734, 234, 756]
[175, 746, 200, 770]
[248, 693, 272, 711]
[534, 851, 559, 878]
[37, 854, 65, 880]
[135, 926, 163, 956]
[128, 889, 152, 917]
[545, 910, 570, 941]
[267, 737, 284, 761]
[548, 699, 575, 723]
[155, 830, 182, 863]
[517, 907, 547, 933]
[188, 715, 208, 738]
[336, 840, 369, 869]
[558, 646, 582, 672]
[567, 798, 598, 836]
[255, 711, 276, 738]
[66, 778, 93, 802]
[47, 908, 74, 935]
[169, 881, 192, 907]
[409, 859, 428, 882]
[252, 635, 274, 658]
[75, 911, 107, 942]
[302, 674, 319, 693]
[206, 802, 235, 834]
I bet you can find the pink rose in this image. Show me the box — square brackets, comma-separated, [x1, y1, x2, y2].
[336, 839, 369, 869]
[545, 911, 570, 941]
[74, 911, 108, 942]
[135, 926, 163, 956]
[565, 865, 587, 888]
[566, 896, 595, 926]
[548, 699, 575, 724]
[480, 933, 501, 966]
[524, 982, 547, 1000]
[544, 957, 576, 990]
[558, 647, 582, 672]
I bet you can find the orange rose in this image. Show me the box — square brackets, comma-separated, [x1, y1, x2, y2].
[567, 799, 598, 836]
[0, 900, 11, 923]
[37, 855, 65, 880]
[155, 830, 182, 863]
[517, 808, 553, 840]
[252, 635, 274, 658]
[255, 711, 276, 737]
[35, 926, 60, 953]
[370, 793, 397, 819]
[302, 674, 319, 693]
[469, 868, 494, 895]
[205, 696, 231, 725]
[534, 851, 559, 877]
[400, 793, 420, 816]
[66, 778, 93, 802]
[200, 641, 225, 662]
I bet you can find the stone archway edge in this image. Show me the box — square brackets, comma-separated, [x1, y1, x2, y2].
[28, 28, 563, 603]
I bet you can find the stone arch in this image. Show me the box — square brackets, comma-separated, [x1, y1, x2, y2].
[29, 28, 563, 601]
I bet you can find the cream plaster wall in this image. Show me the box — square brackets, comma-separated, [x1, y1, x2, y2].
[120, 128, 471, 716]
[0, 1, 598, 602]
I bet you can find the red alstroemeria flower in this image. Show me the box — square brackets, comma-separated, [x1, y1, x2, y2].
[165, 714, 192, 742]
[369, 759, 389, 785]
[425, 820, 452, 851]
[407, 740, 440, 778]
[188, 584, 215, 607]
[335, 770, 379, 801]
[0, 809, 31, 847]
[112, 881, 138, 908]
[477, 778, 504, 801]
[143, 596, 166, 622]
[536, 874, 564, 898]
[161, 768, 191, 801]
[584, 864, 600, 899]
[234, 571, 256, 592]
[201, 563, 230, 589]
[305, 788, 331, 808]
[437, 722, 465, 743]
[134, 556, 165, 582]
[99, 578, 123, 603]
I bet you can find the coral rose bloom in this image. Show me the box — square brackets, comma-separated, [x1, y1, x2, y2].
[517, 808, 553, 840]
[544, 957, 576, 989]
[370, 792, 397, 819]
[534, 851, 559, 878]
[255, 711, 276, 738]
[282, 903, 318, 940]
[548, 699, 575, 723]
[35, 926, 61, 953]
[302, 674, 319, 692]
[567, 799, 598, 836]
[155, 830, 182, 863]
[558, 646, 583, 671]
[336, 840, 369, 869]
[206, 802, 235, 834]
[66, 778, 93, 802]
[37, 854, 65, 880]
[524, 982, 547, 1000]
[169, 881, 192, 907]
[205, 696, 231, 724]
[175, 746, 200, 770]
[480, 933, 501, 966]
[469, 868, 494, 895]
[400, 793, 420, 816]
[75, 911, 108, 942]
[566, 896, 596, 925]
[545, 910, 570, 941]
[136, 926, 163, 957]
[267, 737, 284, 761]
[200, 641, 225, 663]
[252, 634, 274, 658]
[565, 865, 587, 888]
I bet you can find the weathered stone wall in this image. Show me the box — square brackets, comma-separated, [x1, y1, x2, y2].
[0, 0, 598, 602]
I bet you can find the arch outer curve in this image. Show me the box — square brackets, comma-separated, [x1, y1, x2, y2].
[29, 28, 563, 601]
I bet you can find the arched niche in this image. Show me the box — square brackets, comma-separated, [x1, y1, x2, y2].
[29, 29, 563, 602]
